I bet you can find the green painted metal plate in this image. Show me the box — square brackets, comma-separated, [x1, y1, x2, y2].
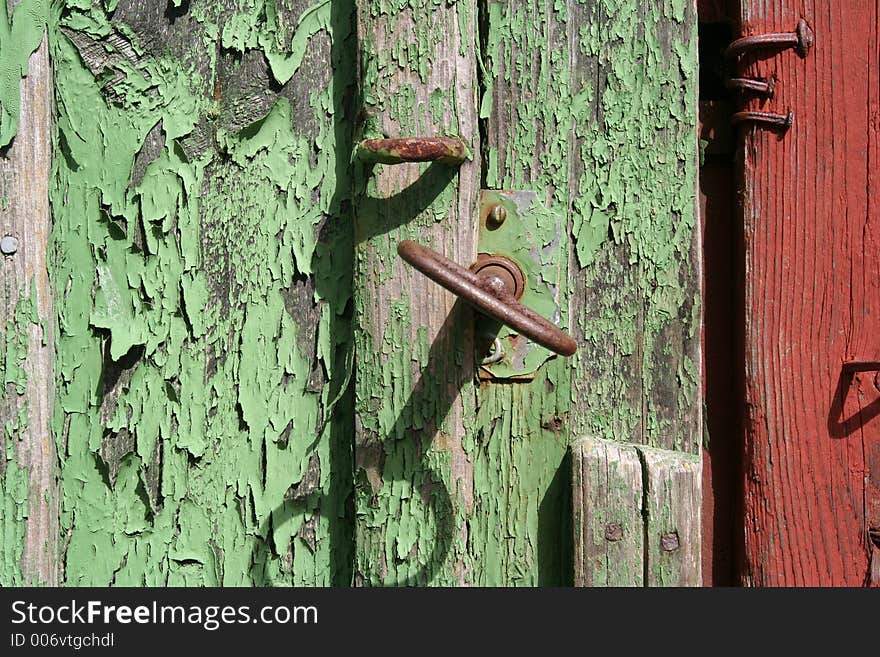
[477, 190, 566, 381]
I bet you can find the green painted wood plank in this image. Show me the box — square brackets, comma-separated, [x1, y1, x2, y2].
[49, 0, 356, 586]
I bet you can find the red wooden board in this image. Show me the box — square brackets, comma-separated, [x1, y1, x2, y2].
[738, 1, 880, 585]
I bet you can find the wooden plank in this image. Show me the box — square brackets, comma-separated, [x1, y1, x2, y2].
[572, 438, 643, 587]
[485, 0, 700, 586]
[50, 0, 355, 585]
[554, 1, 700, 585]
[0, 34, 57, 586]
[477, 0, 577, 586]
[641, 447, 702, 586]
[738, 1, 880, 585]
[353, 0, 480, 586]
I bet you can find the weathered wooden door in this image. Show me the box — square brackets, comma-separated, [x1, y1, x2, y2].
[353, 0, 701, 586]
[736, 1, 880, 586]
[1, 0, 700, 586]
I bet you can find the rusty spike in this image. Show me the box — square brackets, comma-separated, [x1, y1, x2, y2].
[725, 18, 814, 63]
[725, 77, 776, 98]
[731, 109, 794, 131]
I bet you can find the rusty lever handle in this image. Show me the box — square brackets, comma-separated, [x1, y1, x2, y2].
[356, 137, 469, 165]
[397, 240, 577, 357]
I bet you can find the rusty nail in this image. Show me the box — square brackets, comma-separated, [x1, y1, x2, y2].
[660, 532, 680, 552]
[605, 523, 623, 542]
[356, 136, 469, 165]
[725, 18, 814, 63]
[1, 235, 19, 255]
[725, 76, 776, 98]
[843, 360, 880, 374]
[486, 204, 507, 229]
[731, 109, 794, 131]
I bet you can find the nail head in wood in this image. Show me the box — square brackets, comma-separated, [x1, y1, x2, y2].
[1, 235, 19, 255]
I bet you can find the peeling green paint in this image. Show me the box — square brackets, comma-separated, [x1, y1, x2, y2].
[1, 286, 39, 585]
[50, 0, 356, 585]
[352, 0, 697, 586]
[0, 0, 49, 148]
[2, 0, 697, 587]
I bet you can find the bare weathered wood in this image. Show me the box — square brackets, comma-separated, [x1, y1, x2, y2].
[573, 439, 702, 587]
[572, 437, 643, 587]
[353, 1, 480, 585]
[641, 447, 702, 586]
[0, 35, 58, 586]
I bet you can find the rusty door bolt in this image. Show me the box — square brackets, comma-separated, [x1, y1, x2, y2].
[397, 240, 578, 356]
[486, 205, 507, 229]
[1, 235, 19, 255]
[725, 18, 814, 63]
[604, 523, 623, 542]
[660, 532, 680, 552]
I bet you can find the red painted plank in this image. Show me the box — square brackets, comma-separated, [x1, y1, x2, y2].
[738, 1, 880, 585]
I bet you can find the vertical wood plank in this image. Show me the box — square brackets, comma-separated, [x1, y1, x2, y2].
[0, 34, 58, 586]
[478, 0, 577, 586]
[738, 1, 880, 586]
[500, 0, 700, 586]
[353, 1, 480, 586]
[51, 0, 356, 585]
[572, 438, 643, 587]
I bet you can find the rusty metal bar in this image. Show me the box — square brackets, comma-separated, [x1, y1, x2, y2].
[355, 137, 469, 165]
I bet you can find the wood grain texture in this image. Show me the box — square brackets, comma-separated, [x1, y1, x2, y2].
[0, 35, 58, 586]
[478, 0, 577, 586]
[572, 437, 643, 587]
[738, 1, 880, 585]
[573, 439, 701, 586]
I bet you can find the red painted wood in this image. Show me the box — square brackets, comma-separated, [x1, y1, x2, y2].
[738, 1, 880, 585]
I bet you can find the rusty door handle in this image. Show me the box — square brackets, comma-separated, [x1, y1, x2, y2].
[397, 240, 577, 357]
[355, 137, 469, 165]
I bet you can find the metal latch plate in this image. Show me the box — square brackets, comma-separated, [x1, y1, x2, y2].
[477, 190, 565, 381]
